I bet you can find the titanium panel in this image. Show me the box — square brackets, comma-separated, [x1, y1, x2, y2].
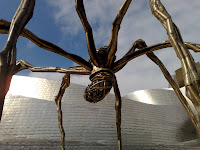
[124, 89, 181, 105]
[0, 75, 199, 149]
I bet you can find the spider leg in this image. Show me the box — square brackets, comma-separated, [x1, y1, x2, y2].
[112, 75, 122, 150]
[3, 18, 200, 58]
[13, 60, 90, 150]
[2, 18, 199, 70]
[184, 42, 200, 53]
[0, 19, 93, 71]
[113, 39, 200, 134]
[106, 0, 132, 67]
[0, 0, 35, 120]
[3, 58, 90, 150]
[112, 40, 200, 72]
[55, 73, 69, 150]
[75, 0, 100, 66]
[55, 67, 90, 150]
[147, 52, 200, 134]
[128, 39, 200, 134]
[149, 0, 200, 105]
[14, 60, 90, 75]
[113, 39, 148, 72]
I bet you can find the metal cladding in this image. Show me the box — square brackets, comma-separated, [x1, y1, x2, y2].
[0, 75, 200, 150]
[175, 62, 200, 88]
[124, 88, 180, 105]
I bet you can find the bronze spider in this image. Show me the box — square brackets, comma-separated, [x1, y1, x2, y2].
[1, 0, 200, 150]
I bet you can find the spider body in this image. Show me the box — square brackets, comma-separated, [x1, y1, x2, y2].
[85, 46, 116, 103]
[95, 46, 110, 67]
[84, 66, 113, 103]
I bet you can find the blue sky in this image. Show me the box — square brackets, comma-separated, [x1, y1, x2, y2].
[1, 0, 200, 96]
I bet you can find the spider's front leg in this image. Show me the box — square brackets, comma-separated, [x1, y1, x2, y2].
[55, 73, 70, 150]
[16, 61, 70, 150]
[14, 60, 90, 150]
[112, 75, 122, 150]
[149, 0, 200, 111]
[55, 67, 90, 150]
[75, 0, 100, 67]
[106, 0, 132, 67]
[0, 0, 35, 120]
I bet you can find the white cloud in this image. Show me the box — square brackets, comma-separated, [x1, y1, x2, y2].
[42, 0, 200, 96]
[26, 40, 35, 49]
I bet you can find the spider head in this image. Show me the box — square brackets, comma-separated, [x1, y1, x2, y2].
[84, 68, 113, 103]
[96, 46, 109, 65]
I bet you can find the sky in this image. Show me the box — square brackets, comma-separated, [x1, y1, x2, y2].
[0, 0, 200, 96]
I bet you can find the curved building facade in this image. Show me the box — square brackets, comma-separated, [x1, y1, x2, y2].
[0, 75, 200, 150]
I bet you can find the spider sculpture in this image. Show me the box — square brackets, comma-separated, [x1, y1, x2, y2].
[1, 0, 200, 150]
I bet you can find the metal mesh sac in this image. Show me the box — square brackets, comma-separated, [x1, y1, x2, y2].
[84, 71, 112, 103]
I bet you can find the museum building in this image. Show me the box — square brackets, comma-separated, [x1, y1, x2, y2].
[0, 75, 199, 150]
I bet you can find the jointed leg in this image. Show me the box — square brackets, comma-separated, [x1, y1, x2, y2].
[113, 39, 150, 72]
[112, 75, 122, 150]
[14, 60, 90, 75]
[2, 18, 200, 62]
[13, 60, 90, 150]
[147, 52, 200, 134]
[55, 73, 70, 150]
[4, 0, 35, 49]
[149, 0, 200, 105]
[75, 0, 100, 67]
[122, 39, 200, 134]
[55, 67, 90, 150]
[14, 60, 69, 74]
[106, 0, 132, 67]
[0, 19, 93, 71]
[0, 0, 35, 120]
[131, 39, 200, 134]
[112, 40, 200, 72]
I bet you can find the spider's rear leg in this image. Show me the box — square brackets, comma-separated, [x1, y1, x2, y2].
[117, 38, 200, 134]
[134, 39, 200, 134]
[149, 0, 200, 112]
[147, 52, 200, 134]
[55, 73, 70, 150]
[112, 75, 122, 150]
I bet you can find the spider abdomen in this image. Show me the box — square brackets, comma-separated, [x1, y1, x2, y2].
[84, 69, 113, 103]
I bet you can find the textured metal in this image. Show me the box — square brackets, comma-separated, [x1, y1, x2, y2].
[149, 0, 200, 134]
[0, 0, 35, 120]
[125, 89, 178, 105]
[1, 75, 200, 150]
[176, 63, 200, 88]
